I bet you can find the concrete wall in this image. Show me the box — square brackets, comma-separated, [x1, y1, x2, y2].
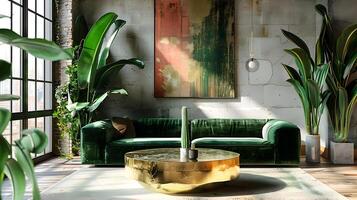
[79, 0, 329, 145]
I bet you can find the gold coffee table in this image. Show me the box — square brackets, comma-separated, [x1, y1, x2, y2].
[125, 148, 240, 193]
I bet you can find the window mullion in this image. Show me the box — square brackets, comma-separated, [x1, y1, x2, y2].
[22, 0, 28, 129]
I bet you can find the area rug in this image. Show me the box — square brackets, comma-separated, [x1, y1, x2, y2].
[41, 167, 347, 200]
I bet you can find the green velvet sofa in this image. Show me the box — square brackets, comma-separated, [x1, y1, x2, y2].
[80, 118, 301, 166]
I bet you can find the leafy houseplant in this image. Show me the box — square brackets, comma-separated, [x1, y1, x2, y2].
[316, 5, 357, 164]
[66, 13, 144, 137]
[53, 64, 80, 158]
[281, 13, 331, 162]
[0, 21, 72, 199]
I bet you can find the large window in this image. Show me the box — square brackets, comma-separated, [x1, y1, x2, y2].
[0, 0, 53, 158]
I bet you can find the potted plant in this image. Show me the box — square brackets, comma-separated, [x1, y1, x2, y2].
[281, 15, 331, 163]
[316, 5, 357, 164]
[59, 13, 144, 151]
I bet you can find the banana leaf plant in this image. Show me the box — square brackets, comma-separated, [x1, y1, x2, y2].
[66, 13, 144, 129]
[0, 19, 72, 199]
[315, 4, 357, 143]
[281, 28, 331, 135]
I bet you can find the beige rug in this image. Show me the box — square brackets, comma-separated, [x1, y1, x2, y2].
[41, 167, 347, 200]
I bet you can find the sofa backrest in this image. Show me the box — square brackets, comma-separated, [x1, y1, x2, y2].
[190, 119, 269, 139]
[133, 118, 182, 138]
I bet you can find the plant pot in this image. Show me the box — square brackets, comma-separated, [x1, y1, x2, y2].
[189, 149, 198, 161]
[180, 148, 189, 162]
[330, 141, 354, 164]
[306, 135, 320, 163]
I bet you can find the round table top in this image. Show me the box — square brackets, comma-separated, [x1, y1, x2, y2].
[125, 148, 239, 164]
[124, 148, 240, 193]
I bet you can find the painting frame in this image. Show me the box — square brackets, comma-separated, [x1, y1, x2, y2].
[154, 0, 236, 99]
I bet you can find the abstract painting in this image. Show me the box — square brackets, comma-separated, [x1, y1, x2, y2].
[154, 0, 236, 98]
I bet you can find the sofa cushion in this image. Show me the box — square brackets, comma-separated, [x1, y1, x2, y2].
[192, 137, 274, 164]
[105, 138, 181, 165]
[133, 118, 182, 138]
[191, 119, 269, 139]
[191, 137, 272, 147]
[110, 137, 181, 146]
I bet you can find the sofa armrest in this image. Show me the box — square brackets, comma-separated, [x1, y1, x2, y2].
[262, 120, 301, 165]
[80, 120, 114, 164]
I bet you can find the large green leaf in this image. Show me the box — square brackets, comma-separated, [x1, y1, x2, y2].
[314, 64, 329, 90]
[4, 158, 26, 200]
[88, 89, 128, 112]
[287, 79, 311, 133]
[20, 129, 48, 154]
[345, 93, 357, 140]
[336, 24, 357, 62]
[338, 87, 348, 116]
[0, 136, 11, 194]
[66, 102, 90, 112]
[0, 108, 11, 135]
[0, 59, 11, 81]
[343, 51, 357, 79]
[97, 19, 126, 69]
[14, 141, 40, 200]
[0, 94, 20, 101]
[318, 90, 331, 124]
[0, 14, 9, 19]
[282, 29, 310, 56]
[11, 38, 73, 61]
[315, 4, 331, 24]
[285, 48, 312, 81]
[77, 12, 118, 90]
[282, 64, 302, 85]
[94, 58, 145, 89]
[307, 80, 321, 108]
[0, 29, 21, 43]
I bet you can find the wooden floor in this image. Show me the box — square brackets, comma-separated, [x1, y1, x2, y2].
[2, 157, 356, 199]
[301, 158, 357, 200]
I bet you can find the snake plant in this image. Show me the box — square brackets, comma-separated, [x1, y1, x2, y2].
[281, 18, 331, 135]
[315, 4, 357, 142]
[66, 13, 144, 129]
[0, 16, 71, 199]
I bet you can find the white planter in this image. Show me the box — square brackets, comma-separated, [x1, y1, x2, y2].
[180, 148, 189, 162]
[330, 141, 354, 164]
[306, 135, 320, 163]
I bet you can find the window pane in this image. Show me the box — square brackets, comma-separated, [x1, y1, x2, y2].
[28, 0, 35, 12]
[28, 54, 36, 79]
[12, 80, 22, 113]
[0, 1, 11, 29]
[37, 0, 44, 16]
[45, 60, 52, 81]
[37, 58, 44, 80]
[28, 11, 36, 38]
[12, 5, 22, 35]
[36, 16, 44, 39]
[0, 44, 11, 62]
[12, 47, 22, 78]
[28, 118, 36, 128]
[45, 20, 52, 40]
[12, 120, 22, 142]
[45, 83, 52, 110]
[36, 117, 45, 155]
[0, 79, 11, 110]
[45, 0, 52, 20]
[28, 81, 36, 111]
[45, 116, 52, 153]
[36, 82, 44, 110]
[13, 0, 23, 4]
